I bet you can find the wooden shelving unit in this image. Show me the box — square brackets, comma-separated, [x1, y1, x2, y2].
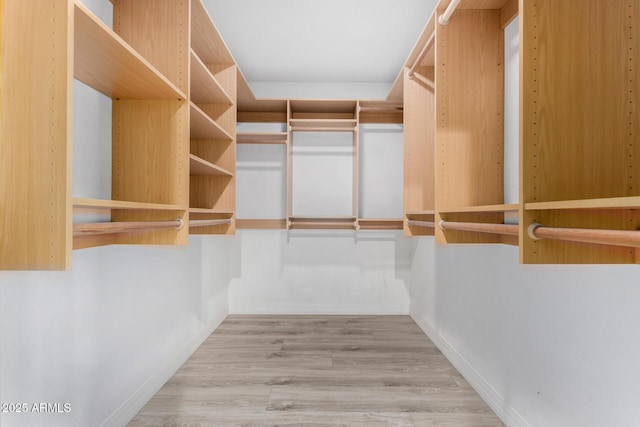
[188, 0, 237, 235]
[519, 0, 639, 263]
[1, 0, 241, 269]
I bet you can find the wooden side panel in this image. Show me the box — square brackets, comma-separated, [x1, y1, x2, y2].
[112, 0, 190, 94]
[520, 0, 639, 263]
[0, 0, 72, 270]
[521, 0, 639, 205]
[435, 9, 504, 243]
[403, 67, 436, 237]
[112, 100, 189, 244]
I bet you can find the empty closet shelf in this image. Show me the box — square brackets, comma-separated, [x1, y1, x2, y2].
[74, 0, 184, 100]
[237, 132, 288, 144]
[289, 119, 357, 132]
[189, 154, 234, 176]
[288, 216, 356, 230]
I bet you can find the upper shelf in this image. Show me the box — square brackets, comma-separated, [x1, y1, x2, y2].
[190, 50, 234, 105]
[191, 0, 235, 65]
[237, 132, 288, 144]
[525, 197, 640, 211]
[190, 103, 234, 140]
[439, 204, 519, 213]
[73, 1, 185, 100]
[73, 198, 183, 211]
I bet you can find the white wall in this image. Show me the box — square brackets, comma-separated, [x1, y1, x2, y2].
[0, 2, 230, 426]
[229, 230, 411, 314]
[410, 17, 640, 427]
[233, 120, 408, 315]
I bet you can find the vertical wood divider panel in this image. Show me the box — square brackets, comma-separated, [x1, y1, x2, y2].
[353, 102, 360, 229]
[0, 0, 72, 269]
[286, 100, 293, 229]
[112, 0, 190, 245]
[520, 0, 639, 263]
[403, 66, 436, 237]
[435, 8, 505, 244]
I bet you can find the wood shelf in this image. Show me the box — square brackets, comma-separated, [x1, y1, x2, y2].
[406, 210, 436, 216]
[289, 216, 357, 230]
[73, 198, 183, 211]
[190, 49, 234, 105]
[189, 154, 234, 176]
[439, 204, 519, 213]
[74, 1, 185, 100]
[191, 0, 235, 65]
[525, 197, 640, 211]
[237, 132, 288, 144]
[289, 119, 357, 131]
[190, 102, 233, 140]
[189, 208, 234, 215]
[358, 219, 404, 230]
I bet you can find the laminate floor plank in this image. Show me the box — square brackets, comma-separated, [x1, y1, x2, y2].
[129, 315, 503, 427]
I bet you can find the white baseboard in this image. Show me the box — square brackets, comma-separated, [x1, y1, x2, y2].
[410, 313, 529, 427]
[101, 307, 229, 427]
[229, 303, 409, 315]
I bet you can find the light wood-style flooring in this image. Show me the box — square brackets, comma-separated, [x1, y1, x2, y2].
[129, 315, 503, 426]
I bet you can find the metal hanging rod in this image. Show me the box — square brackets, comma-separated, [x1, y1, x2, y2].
[439, 220, 519, 236]
[528, 223, 640, 248]
[290, 127, 356, 132]
[407, 32, 435, 79]
[74, 219, 183, 237]
[438, 0, 462, 26]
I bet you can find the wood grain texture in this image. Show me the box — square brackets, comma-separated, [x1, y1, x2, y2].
[129, 316, 503, 427]
[404, 66, 436, 237]
[519, 0, 639, 263]
[1, 0, 72, 269]
[435, 8, 504, 244]
[112, 0, 189, 94]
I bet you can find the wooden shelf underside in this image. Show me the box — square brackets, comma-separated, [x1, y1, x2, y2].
[190, 102, 233, 140]
[237, 132, 288, 144]
[73, 198, 183, 211]
[190, 49, 233, 105]
[438, 204, 519, 213]
[74, 1, 184, 100]
[525, 197, 640, 211]
[189, 208, 234, 215]
[189, 154, 233, 176]
[289, 119, 357, 131]
[190, 0, 235, 65]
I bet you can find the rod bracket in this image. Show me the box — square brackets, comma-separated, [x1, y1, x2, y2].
[527, 222, 543, 241]
[176, 218, 184, 230]
[438, 15, 450, 26]
[438, 220, 446, 230]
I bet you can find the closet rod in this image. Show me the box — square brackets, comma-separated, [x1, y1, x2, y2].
[407, 219, 436, 228]
[438, 0, 462, 25]
[528, 223, 640, 248]
[189, 219, 233, 228]
[290, 127, 356, 132]
[439, 220, 519, 236]
[407, 32, 435, 78]
[74, 219, 183, 237]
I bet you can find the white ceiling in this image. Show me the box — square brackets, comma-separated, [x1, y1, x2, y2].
[202, 0, 439, 83]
